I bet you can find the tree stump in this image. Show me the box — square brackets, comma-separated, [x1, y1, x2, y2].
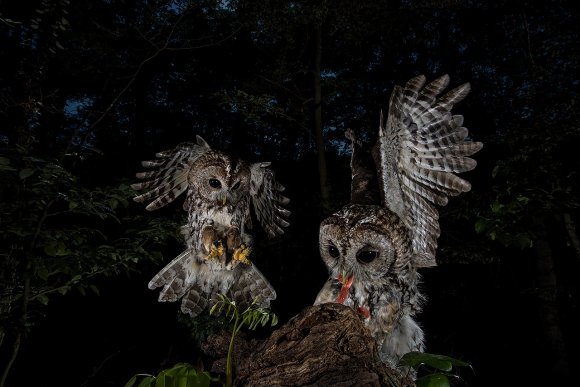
[202, 303, 415, 386]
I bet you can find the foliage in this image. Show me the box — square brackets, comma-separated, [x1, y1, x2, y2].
[0, 145, 174, 313]
[210, 294, 278, 387]
[178, 312, 230, 346]
[124, 363, 215, 387]
[124, 296, 278, 387]
[0, 145, 181, 385]
[399, 352, 472, 387]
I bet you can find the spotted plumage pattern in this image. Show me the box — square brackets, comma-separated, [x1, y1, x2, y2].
[315, 75, 482, 370]
[132, 136, 290, 317]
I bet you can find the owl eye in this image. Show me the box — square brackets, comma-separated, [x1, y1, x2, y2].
[209, 178, 222, 189]
[356, 249, 378, 264]
[231, 181, 241, 191]
[327, 243, 340, 258]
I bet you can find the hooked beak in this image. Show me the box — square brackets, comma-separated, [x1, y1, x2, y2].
[217, 193, 228, 206]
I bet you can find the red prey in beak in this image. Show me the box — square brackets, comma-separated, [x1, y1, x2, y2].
[335, 273, 370, 319]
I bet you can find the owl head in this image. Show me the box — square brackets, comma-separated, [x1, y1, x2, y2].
[319, 204, 414, 288]
[188, 150, 251, 207]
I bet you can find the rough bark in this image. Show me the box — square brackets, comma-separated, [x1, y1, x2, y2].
[202, 303, 414, 387]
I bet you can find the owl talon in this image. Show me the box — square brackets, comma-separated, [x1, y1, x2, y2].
[232, 244, 252, 265]
[205, 240, 225, 260]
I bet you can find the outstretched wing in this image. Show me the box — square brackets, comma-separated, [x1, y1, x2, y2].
[131, 135, 211, 211]
[374, 74, 483, 267]
[249, 162, 291, 238]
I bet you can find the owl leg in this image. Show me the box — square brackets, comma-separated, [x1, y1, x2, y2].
[226, 227, 252, 265]
[201, 225, 225, 260]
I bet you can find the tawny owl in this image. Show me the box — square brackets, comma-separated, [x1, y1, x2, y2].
[132, 136, 290, 317]
[314, 75, 483, 368]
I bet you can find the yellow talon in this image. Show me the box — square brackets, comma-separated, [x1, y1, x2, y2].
[206, 241, 225, 260]
[233, 244, 252, 265]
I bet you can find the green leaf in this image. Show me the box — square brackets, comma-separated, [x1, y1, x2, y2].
[490, 201, 503, 214]
[124, 375, 138, 387]
[89, 284, 100, 296]
[126, 375, 156, 387]
[37, 267, 49, 281]
[209, 303, 219, 315]
[137, 376, 156, 387]
[514, 232, 533, 249]
[416, 373, 450, 387]
[43, 240, 70, 256]
[19, 168, 35, 179]
[57, 286, 69, 295]
[474, 219, 489, 234]
[37, 293, 50, 305]
[398, 352, 470, 372]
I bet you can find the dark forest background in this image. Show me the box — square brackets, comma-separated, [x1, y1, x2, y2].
[1, 0, 579, 386]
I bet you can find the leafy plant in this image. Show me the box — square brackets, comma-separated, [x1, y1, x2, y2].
[398, 352, 472, 387]
[0, 147, 181, 386]
[124, 295, 278, 387]
[124, 363, 215, 387]
[209, 294, 278, 387]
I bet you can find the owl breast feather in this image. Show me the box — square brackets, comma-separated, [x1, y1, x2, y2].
[189, 195, 248, 229]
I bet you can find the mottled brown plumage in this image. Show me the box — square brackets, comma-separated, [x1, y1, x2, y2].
[132, 136, 290, 317]
[315, 75, 482, 371]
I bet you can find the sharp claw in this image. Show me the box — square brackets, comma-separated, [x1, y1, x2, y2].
[232, 243, 251, 265]
[205, 240, 225, 260]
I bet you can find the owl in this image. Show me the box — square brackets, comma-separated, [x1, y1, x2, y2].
[132, 136, 290, 317]
[314, 75, 483, 368]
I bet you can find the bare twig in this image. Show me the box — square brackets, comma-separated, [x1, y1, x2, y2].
[522, 13, 535, 66]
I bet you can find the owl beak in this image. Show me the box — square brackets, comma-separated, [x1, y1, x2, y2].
[336, 273, 354, 304]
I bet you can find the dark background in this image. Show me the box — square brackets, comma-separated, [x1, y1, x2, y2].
[1, 1, 579, 386]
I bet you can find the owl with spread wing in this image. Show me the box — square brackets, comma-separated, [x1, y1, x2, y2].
[314, 75, 483, 367]
[132, 136, 290, 317]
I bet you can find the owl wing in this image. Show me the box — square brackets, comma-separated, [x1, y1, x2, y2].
[374, 74, 483, 267]
[249, 162, 291, 238]
[131, 135, 211, 211]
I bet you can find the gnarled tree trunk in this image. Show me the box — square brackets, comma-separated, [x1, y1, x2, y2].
[203, 303, 414, 386]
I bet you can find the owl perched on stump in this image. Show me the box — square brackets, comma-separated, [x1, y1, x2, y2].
[132, 136, 290, 317]
[314, 75, 483, 367]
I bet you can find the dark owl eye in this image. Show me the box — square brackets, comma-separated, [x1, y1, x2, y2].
[328, 243, 340, 258]
[231, 181, 241, 190]
[356, 249, 378, 264]
[209, 178, 222, 189]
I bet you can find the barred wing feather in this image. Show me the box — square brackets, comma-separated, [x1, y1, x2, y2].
[131, 136, 211, 210]
[377, 74, 483, 267]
